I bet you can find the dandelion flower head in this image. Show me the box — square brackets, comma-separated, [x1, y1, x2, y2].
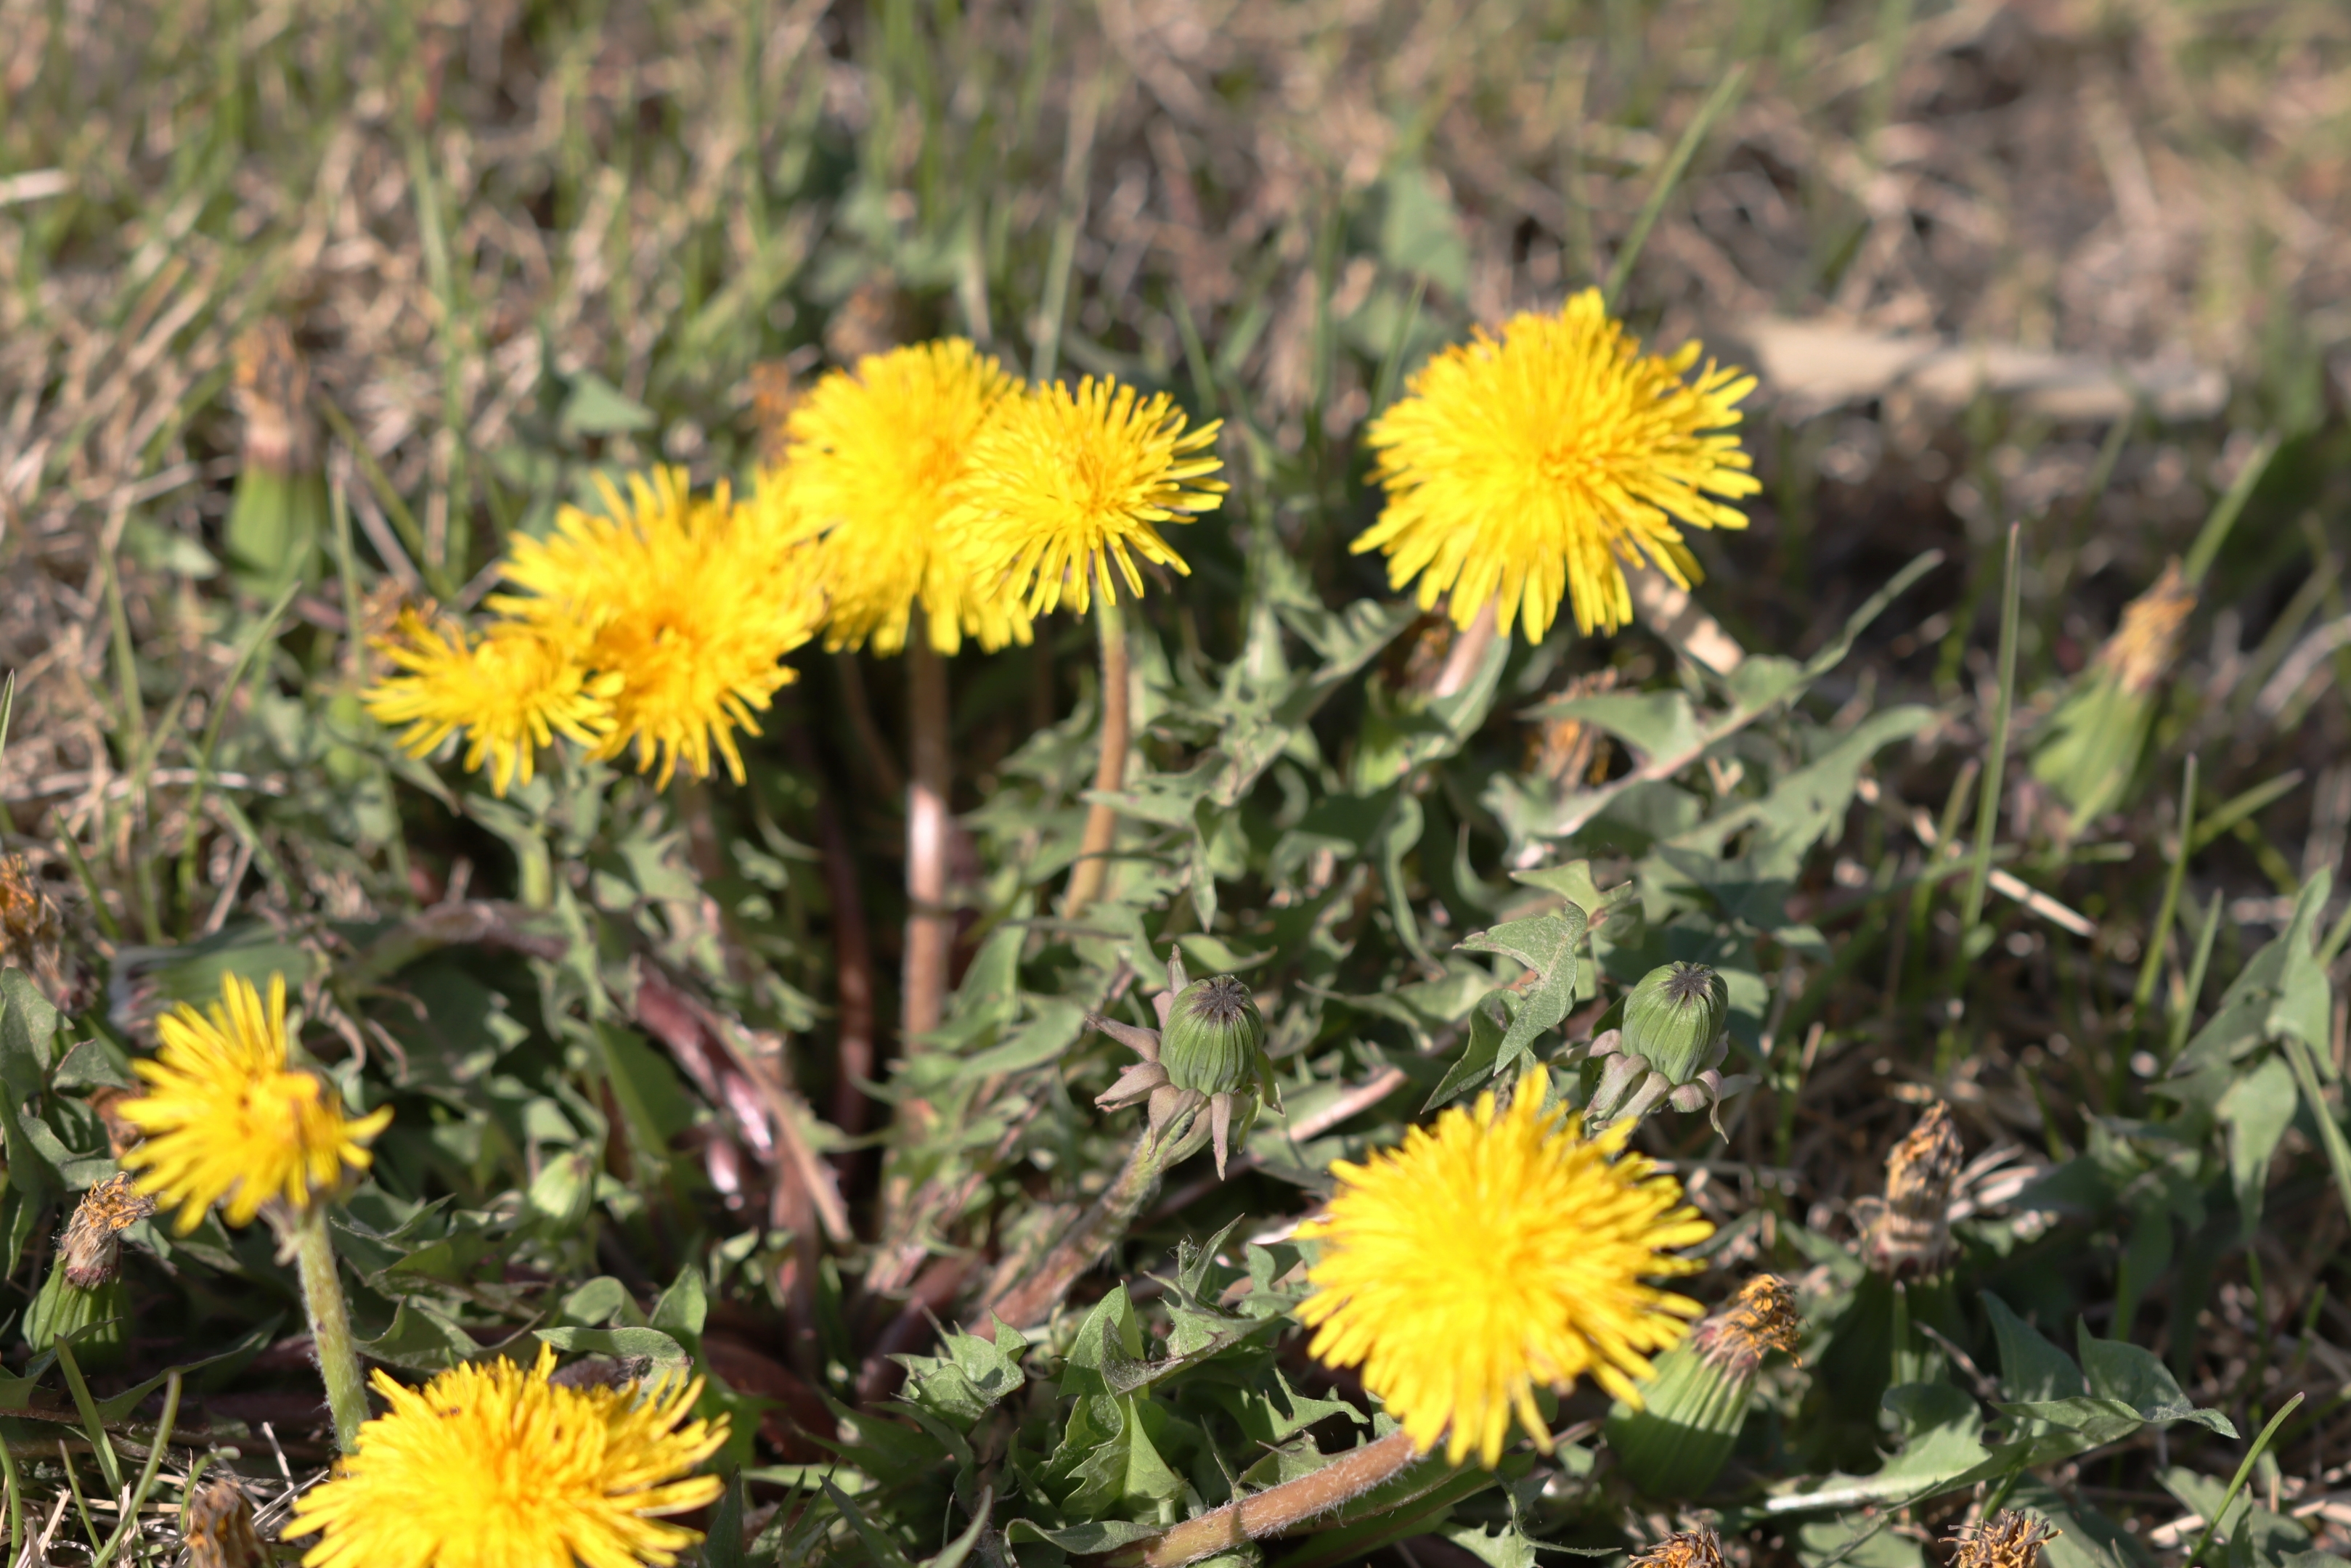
[1295, 1068, 1712, 1466]
[955, 375, 1224, 616]
[120, 973, 391, 1232]
[497, 467, 824, 787]
[364, 610, 617, 797]
[783, 338, 1032, 656]
[289, 1344, 728, 1568]
[1355, 288, 1758, 642]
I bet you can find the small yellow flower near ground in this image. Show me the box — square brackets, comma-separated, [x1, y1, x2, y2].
[1295, 1068, 1713, 1468]
[954, 375, 1225, 616]
[287, 1345, 729, 1568]
[364, 611, 618, 798]
[497, 467, 826, 788]
[1354, 287, 1759, 643]
[783, 338, 1032, 656]
[120, 973, 391, 1233]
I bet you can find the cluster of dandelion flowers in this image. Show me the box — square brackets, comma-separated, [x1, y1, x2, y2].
[288, 1345, 728, 1568]
[954, 375, 1226, 616]
[119, 973, 391, 1231]
[364, 611, 618, 798]
[1355, 287, 1759, 642]
[784, 338, 1032, 656]
[1295, 1069, 1713, 1467]
[494, 467, 826, 787]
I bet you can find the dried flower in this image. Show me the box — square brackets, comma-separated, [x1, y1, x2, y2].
[288, 1345, 729, 1568]
[1861, 1101, 1965, 1274]
[1947, 1511, 2060, 1568]
[182, 1477, 267, 1568]
[118, 972, 391, 1232]
[1629, 1527, 1727, 1568]
[2031, 559, 2194, 827]
[1605, 1275, 1801, 1498]
[1355, 289, 1757, 643]
[61, 1172, 157, 1289]
[0, 853, 73, 1005]
[1295, 1069, 1712, 1467]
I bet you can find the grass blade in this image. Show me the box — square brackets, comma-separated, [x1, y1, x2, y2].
[1602, 61, 1750, 309]
[2183, 433, 2279, 587]
[1960, 520, 2024, 939]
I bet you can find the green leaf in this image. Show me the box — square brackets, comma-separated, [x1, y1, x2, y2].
[2076, 1322, 2237, 1436]
[362, 1299, 485, 1372]
[1062, 1394, 1186, 1517]
[560, 371, 656, 436]
[1002, 1519, 1165, 1555]
[1528, 690, 1703, 764]
[1984, 1294, 2085, 1402]
[2217, 1055, 2299, 1233]
[0, 968, 61, 1101]
[650, 1263, 708, 1349]
[1377, 163, 1470, 295]
[531, 1326, 690, 1371]
[1457, 902, 1586, 1077]
[2176, 874, 2331, 1075]
[1443, 1524, 1542, 1568]
[1425, 993, 1509, 1111]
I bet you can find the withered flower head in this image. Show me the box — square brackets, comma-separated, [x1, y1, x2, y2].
[2098, 559, 2193, 695]
[232, 319, 317, 477]
[61, 1172, 158, 1289]
[0, 854, 73, 1007]
[746, 360, 799, 465]
[1690, 1274, 1801, 1373]
[181, 1477, 267, 1568]
[1947, 1511, 2059, 1568]
[1865, 1101, 1965, 1274]
[1528, 668, 1622, 785]
[1630, 1527, 1727, 1568]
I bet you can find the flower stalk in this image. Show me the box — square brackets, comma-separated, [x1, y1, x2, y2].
[904, 632, 953, 1043]
[1103, 1429, 1426, 1568]
[292, 1203, 370, 1451]
[1064, 587, 1130, 919]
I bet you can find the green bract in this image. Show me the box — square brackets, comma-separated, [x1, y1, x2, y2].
[1623, 963, 1729, 1086]
[1158, 974, 1268, 1095]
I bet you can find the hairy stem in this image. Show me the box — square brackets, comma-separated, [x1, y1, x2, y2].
[905, 635, 953, 1046]
[980, 1111, 1192, 1329]
[1064, 589, 1130, 918]
[1104, 1430, 1426, 1568]
[293, 1204, 369, 1451]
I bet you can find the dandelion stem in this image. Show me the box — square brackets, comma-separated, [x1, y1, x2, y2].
[1065, 588, 1130, 919]
[905, 634, 953, 1045]
[979, 1108, 1196, 1330]
[293, 1204, 370, 1451]
[1105, 1429, 1427, 1568]
[1430, 600, 1498, 699]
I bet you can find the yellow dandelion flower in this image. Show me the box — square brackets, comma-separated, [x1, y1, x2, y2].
[1295, 1069, 1712, 1467]
[1355, 288, 1759, 642]
[499, 467, 824, 788]
[119, 973, 392, 1233]
[955, 375, 1225, 616]
[784, 339, 1033, 656]
[364, 611, 616, 797]
[288, 1345, 728, 1568]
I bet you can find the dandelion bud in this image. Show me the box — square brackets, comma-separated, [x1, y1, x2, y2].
[1623, 963, 1728, 1086]
[1947, 1511, 2060, 1568]
[1157, 976, 1267, 1097]
[1605, 1274, 1801, 1498]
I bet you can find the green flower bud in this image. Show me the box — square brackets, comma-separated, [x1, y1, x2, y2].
[25, 1270, 128, 1367]
[1623, 963, 1728, 1086]
[1157, 976, 1266, 1095]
